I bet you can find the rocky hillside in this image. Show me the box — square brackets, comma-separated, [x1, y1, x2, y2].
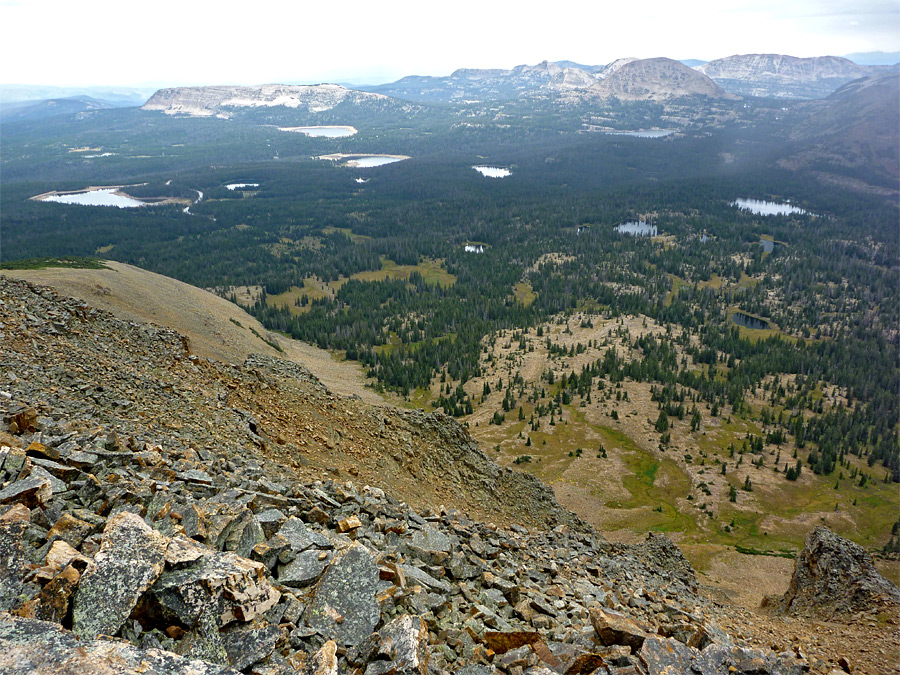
[696, 54, 877, 99]
[1, 275, 898, 674]
[590, 58, 734, 102]
[142, 84, 394, 117]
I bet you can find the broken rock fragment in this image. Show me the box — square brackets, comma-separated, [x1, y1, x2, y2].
[153, 550, 280, 628]
[304, 543, 379, 645]
[589, 607, 651, 651]
[0, 504, 30, 611]
[72, 510, 168, 639]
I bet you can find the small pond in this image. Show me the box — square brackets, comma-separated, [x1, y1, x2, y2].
[38, 188, 146, 208]
[279, 125, 357, 138]
[616, 221, 657, 236]
[733, 198, 807, 216]
[732, 311, 770, 331]
[225, 183, 259, 190]
[472, 166, 511, 178]
[605, 129, 675, 138]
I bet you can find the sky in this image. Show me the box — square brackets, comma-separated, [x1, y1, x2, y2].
[1, 0, 898, 88]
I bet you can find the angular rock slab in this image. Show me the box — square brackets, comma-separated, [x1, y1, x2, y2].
[589, 607, 651, 651]
[638, 636, 695, 675]
[0, 613, 240, 675]
[0, 474, 52, 508]
[278, 549, 331, 588]
[153, 550, 280, 628]
[304, 639, 338, 675]
[0, 504, 30, 611]
[304, 543, 379, 646]
[221, 624, 282, 671]
[72, 511, 168, 639]
[363, 614, 431, 675]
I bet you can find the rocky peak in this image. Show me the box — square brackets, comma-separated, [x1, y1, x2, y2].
[590, 57, 734, 101]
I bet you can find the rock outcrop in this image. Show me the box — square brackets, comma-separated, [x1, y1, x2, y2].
[768, 526, 900, 619]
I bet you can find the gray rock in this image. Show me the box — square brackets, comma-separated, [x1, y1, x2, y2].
[256, 508, 287, 538]
[0, 504, 30, 610]
[410, 525, 452, 552]
[362, 614, 430, 675]
[0, 613, 239, 675]
[305, 543, 380, 646]
[279, 549, 331, 588]
[279, 516, 332, 552]
[72, 511, 168, 640]
[638, 636, 695, 674]
[221, 624, 282, 670]
[152, 550, 280, 628]
[775, 526, 900, 618]
[398, 563, 452, 592]
[0, 474, 52, 508]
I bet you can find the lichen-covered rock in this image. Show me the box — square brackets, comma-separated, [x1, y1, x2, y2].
[304, 543, 379, 646]
[13, 563, 81, 623]
[278, 549, 331, 588]
[279, 516, 332, 552]
[221, 624, 282, 671]
[0, 612, 240, 675]
[775, 526, 900, 618]
[152, 550, 280, 628]
[638, 636, 695, 674]
[0, 474, 52, 508]
[0, 504, 30, 611]
[72, 511, 168, 639]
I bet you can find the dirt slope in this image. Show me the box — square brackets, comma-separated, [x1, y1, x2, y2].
[2, 261, 385, 405]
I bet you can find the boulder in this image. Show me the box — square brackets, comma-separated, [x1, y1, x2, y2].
[638, 636, 695, 674]
[72, 511, 168, 639]
[359, 614, 430, 675]
[0, 613, 239, 675]
[774, 526, 900, 618]
[152, 550, 280, 628]
[278, 549, 331, 588]
[304, 639, 338, 675]
[589, 607, 651, 651]
[304, 543, 380, 645]
[0, 504, 30, 611]
[0, 475, 52, 508]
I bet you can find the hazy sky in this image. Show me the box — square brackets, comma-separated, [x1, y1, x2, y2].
[1, 0, 897, 87]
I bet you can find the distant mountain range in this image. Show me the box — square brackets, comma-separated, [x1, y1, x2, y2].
[142, 83, 397, 118]
[5, 52, 897, 123]
[0, 96, 121, 122]
[696, 54, 884, 99]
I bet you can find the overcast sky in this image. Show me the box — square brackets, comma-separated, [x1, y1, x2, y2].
[1, 0, 897, 87]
